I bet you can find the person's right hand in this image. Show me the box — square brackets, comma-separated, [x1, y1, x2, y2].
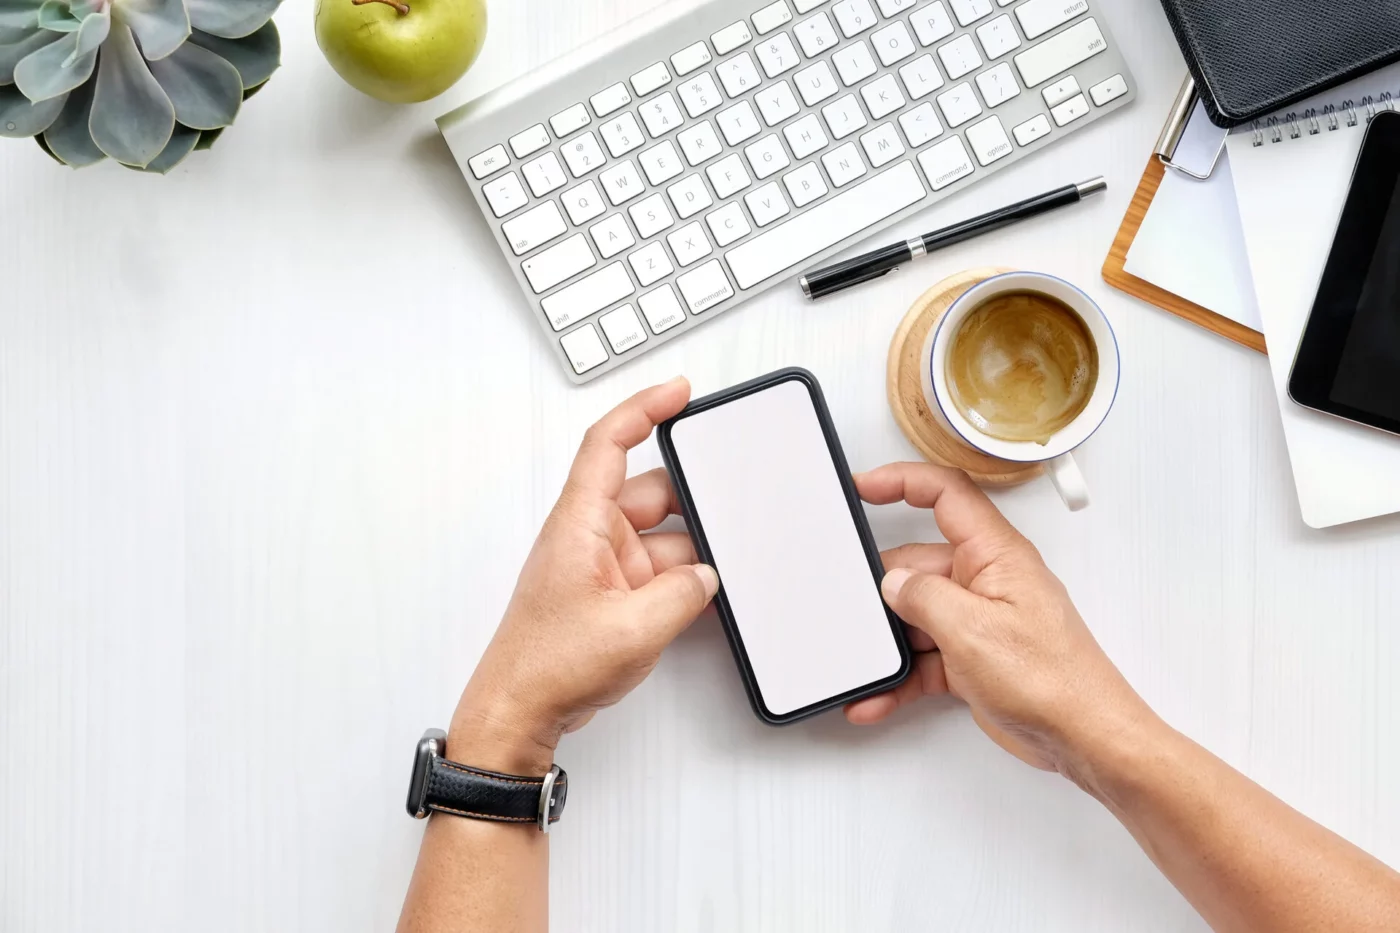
[846, 462, 1155, 785]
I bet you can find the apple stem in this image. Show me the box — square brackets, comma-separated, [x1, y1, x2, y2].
[353, 0, 410, 13]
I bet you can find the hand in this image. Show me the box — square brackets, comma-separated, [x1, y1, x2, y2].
[449, 378, 717, 773]
[845, 462, 1153, 785]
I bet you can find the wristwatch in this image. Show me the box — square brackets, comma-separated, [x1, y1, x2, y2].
[405, 728, 568, 832]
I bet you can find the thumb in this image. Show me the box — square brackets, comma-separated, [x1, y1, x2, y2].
[627, 563, 720, 640]
[881, 567, 981, 645]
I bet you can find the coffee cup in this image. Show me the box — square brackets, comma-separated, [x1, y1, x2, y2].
[919, 272, 1120, 511]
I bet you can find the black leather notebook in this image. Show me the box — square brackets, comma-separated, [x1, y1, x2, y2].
[1158, 0, 1400, 127]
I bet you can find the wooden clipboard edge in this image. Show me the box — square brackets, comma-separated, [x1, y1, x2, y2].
[1102, 156, 1267, 355]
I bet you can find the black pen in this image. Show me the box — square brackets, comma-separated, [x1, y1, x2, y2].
[798, 177, 1108, 300]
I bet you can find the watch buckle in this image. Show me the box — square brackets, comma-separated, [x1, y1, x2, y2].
[537, 765, 562, 834]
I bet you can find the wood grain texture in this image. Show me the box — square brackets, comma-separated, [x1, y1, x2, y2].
[1102, 156, 1268, 354]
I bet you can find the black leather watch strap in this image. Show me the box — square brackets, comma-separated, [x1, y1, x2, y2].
[424, 757, 568, 825]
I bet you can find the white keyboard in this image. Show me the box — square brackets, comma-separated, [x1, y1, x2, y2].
[439, 0, 1135, 383]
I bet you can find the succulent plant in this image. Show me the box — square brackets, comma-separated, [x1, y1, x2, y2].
[1, 0, 282, 171]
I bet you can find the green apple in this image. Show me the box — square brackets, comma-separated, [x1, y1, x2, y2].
[314, 0, 487, 104]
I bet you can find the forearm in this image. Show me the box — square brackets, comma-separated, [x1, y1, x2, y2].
[1074, 713, 1400, 932]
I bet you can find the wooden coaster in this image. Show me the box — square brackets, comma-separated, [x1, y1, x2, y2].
[886, 267, 1044, 487]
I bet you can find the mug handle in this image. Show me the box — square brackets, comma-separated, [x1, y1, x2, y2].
[1045, 452, 1091, 511]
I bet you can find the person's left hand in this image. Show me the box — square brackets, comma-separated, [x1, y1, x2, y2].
[449, 377, 717, 774]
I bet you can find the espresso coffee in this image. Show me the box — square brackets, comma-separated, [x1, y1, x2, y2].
[945, 290, 1098, 445]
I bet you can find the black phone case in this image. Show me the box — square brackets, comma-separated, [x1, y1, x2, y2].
[657, 367, 913, 726]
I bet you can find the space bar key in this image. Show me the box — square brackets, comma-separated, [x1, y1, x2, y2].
[724, 161, 927, 291]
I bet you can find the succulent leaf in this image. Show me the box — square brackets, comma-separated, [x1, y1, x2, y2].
[116, 0, 189, 61]
[42, 73, 103, 164]
[89, 20, 173, 165]
[69, 0, 103, 15]
[0, 81, 64, 135]
[185, 0, 278, 39]
[187, 21, 278, 90]
[14, 8, 106, 100]
[137, 118, 195, 171]
[1, 23, 59, 83]
[0, 0, 44, 30]
[147, 37, 238, 129]
[193, 124, 219, 149]
[37, 0, 80, 31]
[66, 6, 108, 61]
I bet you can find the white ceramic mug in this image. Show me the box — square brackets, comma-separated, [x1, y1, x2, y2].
[920, 272, 1120, 511]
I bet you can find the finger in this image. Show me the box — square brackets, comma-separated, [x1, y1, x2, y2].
[905, 623, 935, 653]
[618, 468, 681, 531]
[625, 563, 719, 643]
[880, 542, 954, 577]
[564, 378, 691, 503]
[641, 531, 697, 573]
[844, 652, 950, 724]
[855, 463, 1020, 549]
[881, 568, 983, 646]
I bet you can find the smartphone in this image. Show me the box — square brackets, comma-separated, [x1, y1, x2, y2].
[658, 368, 912, 725]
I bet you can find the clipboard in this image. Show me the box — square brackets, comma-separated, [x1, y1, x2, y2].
[1101, 78, 1267, 354]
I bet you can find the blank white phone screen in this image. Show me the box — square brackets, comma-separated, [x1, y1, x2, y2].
[668, 379, 902, 716]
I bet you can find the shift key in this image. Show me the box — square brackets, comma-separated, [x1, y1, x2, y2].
[1013, 18, 1106, 87]
[540, 262, 635, 331]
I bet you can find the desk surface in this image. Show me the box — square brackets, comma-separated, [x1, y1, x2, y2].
[2, 0, 1398, 930]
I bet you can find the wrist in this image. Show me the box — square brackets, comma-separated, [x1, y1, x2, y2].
[448, 685, 560, 776]
[1056, 694, 1176, 803]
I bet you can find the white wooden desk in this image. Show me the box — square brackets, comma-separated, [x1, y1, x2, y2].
[2, 0, 1397, 929]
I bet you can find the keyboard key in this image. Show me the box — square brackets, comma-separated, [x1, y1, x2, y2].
[725, 161, 925, 288]
[678, 72, 723, 117]
[666, 173, 714, 217]
[549, 103, 590, 138]
[629, 193, 675, 237]
[711, 21, 753, 55]
[541, 262, 634, 329]
[755, 81, 800, 125]
[523, 233, 595, 295]
[784, 113, 829, 158]
[638, 284, 686, 333]
[872, 22, 916, 66]
[832, 42, 877, 86]
[631, 61, 671, 96]
[976, 62, 1020, 107]
[822, 142, 866, 186]
[639, 140, 685, 184]
[679, 120, 723, 165]
[1015, 0, 1087, 40]
[671, 41, 713, 76]
[628, 241, 674, 285]
[861, 74, 906, 119]
[876, 0, 916, 15]
[718, 53, 763, 98]
[1042, 75, 1080, 107]
[599, 304, 648, 353]
[502, 201, 567, 255]
[561, 131, 606, 176]
[523, 151, 568, 196]
[560, 324, 609, 374]
[964, 115, 1012, 165]
[508, 125, 550, 158]
[562, 180, 607, 224]
[482, 171, 529, 217]
[706, 202, 752, 246]
[821, 94, 868, 139]
[706, 153, 753, 198]
[1014, 18, 1106, 87]
[1012, 113, 1052, 145]
[1090, 73, 1129, 106]
[794, 61, 840, 106]
[948, 0, 991, 26]
[716, 101, 763, 145]
[600, 159, 646, 204]
[795, 13, 839, 57]
[976, 15, 1020, 59]
[745, 181, 791, 226]
[744, 134, 791, 178]
[783, 162, 829, 206]
[600, 112, 645, 157]
[590, 83, 632, 117]
[755, 33, 800, 78]
[917, 134, 974, 189]
[675, 259, 734, 313]
[831, 0, 877, 37]
[753, 0, 793, 33]
[936, 82, 982, 127]
[1051, 93, 1090, 126]
[667, 221, 714, 266]
[898, 101, 944, 146]
[937, 34, 982, 79]
[899, 54, 944, 99]
[468, 144, 508, 179]
[589, 213, 636, 258]
[793, 0, 824, 11]
[859, 122, 906, 167]
[910, 2, 955, 46]
[640, 92, 685, 136]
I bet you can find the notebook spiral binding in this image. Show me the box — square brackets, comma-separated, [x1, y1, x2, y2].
[1251, 92, 1398, 146]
